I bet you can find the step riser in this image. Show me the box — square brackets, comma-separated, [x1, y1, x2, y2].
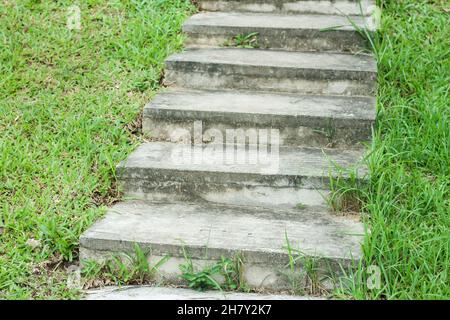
[117, 169, 345, 210]
[120, 183, 329, 209]
[184, 29, 368, 53]
[143, 114, 374, 148]
[197, 0, 374, 16]
[80, 248, 342, 291]
[118, 169, 336, 191]
[164, 64, 376, 96]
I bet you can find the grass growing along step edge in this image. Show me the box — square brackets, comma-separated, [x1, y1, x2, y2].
[0, 0, 448, 299]
[180, 249, 248, 292]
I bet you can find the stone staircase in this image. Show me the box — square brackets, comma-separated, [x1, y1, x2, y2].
[80, 0, 377, 295]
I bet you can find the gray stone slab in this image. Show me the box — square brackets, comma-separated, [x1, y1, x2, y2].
[116, 142, 367, 206]
[197, 0, 375, 16]
[80, 200, 364, 261]
[183, 12, 372, 52]
[80, 200, 363, 288]
[143, 88, 375, 148]
[165, 48, 377, 96]
[85, 285, 323, 300]
[117, 142, 366, 190]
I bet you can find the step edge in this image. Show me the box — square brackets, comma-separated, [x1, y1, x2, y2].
[165, 48, 378, 74]
[143, 102, 377, 123]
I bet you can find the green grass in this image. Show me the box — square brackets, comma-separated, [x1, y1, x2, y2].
[332, 0, 449, 299]
[223, 32, 260, 49]
[180, 249, 247, 292]
[283, 232, 328, 296]
[81, 244, 170, 288]
[0, 0, 195, 299]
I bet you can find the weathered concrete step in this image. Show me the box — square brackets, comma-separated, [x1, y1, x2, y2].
[80, 200, 363, 290]
[116, 141, 366, 208]
[164, 48, 377, 96]
[184, 12, 372, 52]
[143, 89, 375, 148]
[197, 0, 375, 16]
[85, 285, 322, 300]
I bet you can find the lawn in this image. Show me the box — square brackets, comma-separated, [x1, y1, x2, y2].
[334, 0, 449, 299]
[0, 0, 195, 299]
[0, 0, 448, 299]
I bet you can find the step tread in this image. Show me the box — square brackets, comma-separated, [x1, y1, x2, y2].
[184, 11, 373, 31]
[80, 200, 363, 262]
[166, 48, 377, 73]
[197, 0, 375, 16]
[118, 141, 367, 178]
[145, 88, 376, 122]
[85, 285, 323, 300]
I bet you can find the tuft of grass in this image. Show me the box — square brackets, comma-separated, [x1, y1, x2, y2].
[81, 244, 169, 288]
[327, 164, 367, 216]
[0, 0, 195, 299]
[180, 249, 248, 292]
[223, 32, 260, 49]
[313, 119, 336, 147]
[295, 203, 307, 210]
[331, 0, 450, 299]
[283, 232, 329, 296]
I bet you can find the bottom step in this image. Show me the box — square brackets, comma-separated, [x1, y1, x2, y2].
[85, 285, 322, 300]
[80, 200, 363, 291]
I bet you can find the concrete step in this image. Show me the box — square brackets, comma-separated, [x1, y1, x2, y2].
[183, 12, 372, 53]
[143, 89, 375, 148]
[116, 141, 366, 209]
[85, 285, 323, 300]
[164, 48, 377, 96]
[80, 200, 363, 290]
[197, 0, 375, 16]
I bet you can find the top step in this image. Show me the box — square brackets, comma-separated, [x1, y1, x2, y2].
[197, 0, 376, 16]
[183, 12, 374, 53]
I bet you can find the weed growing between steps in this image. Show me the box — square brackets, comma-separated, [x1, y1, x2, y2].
[328, 168, 366, 216]
[313, 119, 337, 148]
[81, 245, 169, 288]
[329, 1, 449, 299]
[223, 32, 260, 49]
[283, 232, 331, 296]
[0, 0, 195, 299]
[180, 249, 249, 292]
[81, 247, 250, 294]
